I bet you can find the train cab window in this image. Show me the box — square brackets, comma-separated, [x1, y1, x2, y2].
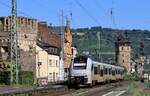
[74, 56, 87, 63]
[94, 67, 98, 75]
[73, 56, 87, 70]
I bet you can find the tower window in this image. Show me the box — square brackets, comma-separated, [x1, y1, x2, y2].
[123, 60, 124, 63]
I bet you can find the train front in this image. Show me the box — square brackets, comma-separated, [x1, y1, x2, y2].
[68, 56, 92, 86]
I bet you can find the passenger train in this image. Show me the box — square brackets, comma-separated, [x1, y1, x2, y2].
[68, 56, 124, 88]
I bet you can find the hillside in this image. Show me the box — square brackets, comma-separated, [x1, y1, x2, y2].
[72, 27, 150, 64]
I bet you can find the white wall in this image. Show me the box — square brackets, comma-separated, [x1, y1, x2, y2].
[48, 54, 60, 82]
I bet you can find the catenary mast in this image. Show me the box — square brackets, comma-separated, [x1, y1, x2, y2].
[10, 0, 19, 84]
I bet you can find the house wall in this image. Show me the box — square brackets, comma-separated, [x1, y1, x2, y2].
[36, 45, 48, 85]
[48, 54, 60, 82]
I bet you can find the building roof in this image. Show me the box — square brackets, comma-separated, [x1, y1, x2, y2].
[37, 40, 60, 56]
[116, 32, 131, 45]
[38, 22, 61, 48]
[0, 16, 37, 21]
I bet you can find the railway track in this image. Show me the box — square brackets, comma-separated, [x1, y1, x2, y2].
[61, 81, 128, 96]
[0, 81, 128, 96]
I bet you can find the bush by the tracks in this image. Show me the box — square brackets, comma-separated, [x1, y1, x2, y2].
[19, 71, 34, 86]
[123, 73, 140, 81]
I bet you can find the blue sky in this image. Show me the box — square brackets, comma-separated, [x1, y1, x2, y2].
[0, 0, 150, 30]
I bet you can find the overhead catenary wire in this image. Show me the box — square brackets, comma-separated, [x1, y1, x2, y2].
[71, 0, 103, 61]
[72, 0, 101, 25]
[0, 0, 33, 18]
[110, 0, 117, 28]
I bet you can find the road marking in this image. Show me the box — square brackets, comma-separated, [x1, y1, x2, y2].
[102, 90, 126, 96]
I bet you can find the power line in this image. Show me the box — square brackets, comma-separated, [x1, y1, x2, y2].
[110, 0, 117, 28]
[72, 0, 101, 25]
[0, 0, 32, 17]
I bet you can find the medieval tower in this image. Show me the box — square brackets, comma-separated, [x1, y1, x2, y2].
[115, 33, 131, 72]
[64, 18, 72, 73]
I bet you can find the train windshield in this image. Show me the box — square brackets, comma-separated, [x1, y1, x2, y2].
[73, 56, 87, 70]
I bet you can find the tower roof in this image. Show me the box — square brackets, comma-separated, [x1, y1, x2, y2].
[116, 32, 131, 44]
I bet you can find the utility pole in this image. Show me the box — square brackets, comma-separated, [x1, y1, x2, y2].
[59, 10, 65, 81]
[10, 0, 19, 84]
[97, 32, 101, 62]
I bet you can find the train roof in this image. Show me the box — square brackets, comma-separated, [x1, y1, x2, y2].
[74, 56, 124, 70]
[92, 61, 124, 70]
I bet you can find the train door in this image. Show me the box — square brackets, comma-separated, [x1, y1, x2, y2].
[98, 65, 100, 82]
[91, 64, 94, 81]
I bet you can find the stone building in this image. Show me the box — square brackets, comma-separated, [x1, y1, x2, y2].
[115, 33, 132, 72]
[0, 16, 38, 72]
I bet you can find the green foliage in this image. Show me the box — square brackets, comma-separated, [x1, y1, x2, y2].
[133, 92, 150, 96]
[19, 71, 34, 86]
[0, 71, 10, 85]
[145, 82, 150, 88]
[123, 73, 140, 81]
[72, 27, 150, 64]
[123, 73, 131, 81]
[128, 82, 138, 89]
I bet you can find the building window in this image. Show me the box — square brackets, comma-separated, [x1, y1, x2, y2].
[53, 60, 55, 66]
[122, 47, 124, 50]
[55, 49, 58, 53]
[49, 73, 52, 81]
[56, 60, 58, 67]
[56, 73, 58, 80]
[49, 59, 52, 66]
[53, 72, 55, 81]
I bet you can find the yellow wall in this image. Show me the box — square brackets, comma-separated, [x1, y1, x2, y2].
[48, 54, 60, 82]
[36, 45, 48, 79]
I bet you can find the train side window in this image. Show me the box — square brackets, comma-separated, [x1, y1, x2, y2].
[100, 69, 104, 76]
[109, 68, 111, 75]
[105, 68, 107, 74]
[116, 70, 118, 74]
[91, 64, 94, 71]
[94, 67, 98, 75]
[118, 70, 120, 74]
[98, 65, 100, 75]
[112, 70, 115, 76]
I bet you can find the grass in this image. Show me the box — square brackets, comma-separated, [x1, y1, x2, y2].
[127, 82, 138, 89]
[133, 92, 150, 96]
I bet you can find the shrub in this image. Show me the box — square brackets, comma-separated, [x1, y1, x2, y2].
[19, 71, 34, 86]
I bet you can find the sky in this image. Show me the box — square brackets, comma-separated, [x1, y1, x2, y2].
[0, 0, 150, 30]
